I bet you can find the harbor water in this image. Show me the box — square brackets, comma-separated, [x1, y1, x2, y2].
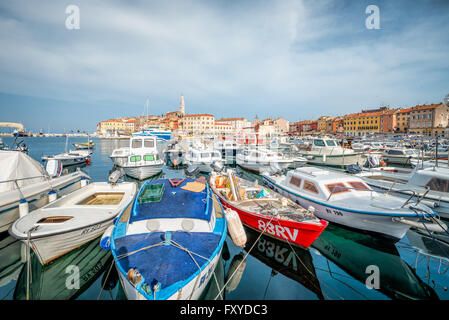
[1, 136, 449, 300]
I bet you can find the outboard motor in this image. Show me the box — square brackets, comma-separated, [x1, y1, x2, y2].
[211, 161, 224, 173]
[345, 164, 362, 174]
[184, 165, 200, 177]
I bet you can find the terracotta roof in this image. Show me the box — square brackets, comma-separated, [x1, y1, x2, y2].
[219, 118, 247, 121]
[183, 114, 214, 117]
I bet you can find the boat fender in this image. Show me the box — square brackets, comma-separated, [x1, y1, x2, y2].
[48, 190, 57, 203]
[307, 206, 316, 217]
[323, 154, 326, 162]
[100, 225, 114, 250]
[226, 252, 246, 293]
[19, 199, 29, 218]
[81, 177, 88, 187]
[224, 208, 247, 248]
[127, 268, 143, 286]
[393, 217, 448, 233]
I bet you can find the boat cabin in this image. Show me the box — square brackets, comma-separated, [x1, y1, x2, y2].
[408, 167, 449, 193]
[187, 148, 222, 163]
[283, 167, 373, 201]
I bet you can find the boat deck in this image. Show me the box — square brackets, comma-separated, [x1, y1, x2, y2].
[114, 231, 221, 292]
[130, 179, 212, 223]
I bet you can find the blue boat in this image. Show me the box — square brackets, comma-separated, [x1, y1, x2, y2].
[109, 178, 227, 300]
[132, 126, 172, 142]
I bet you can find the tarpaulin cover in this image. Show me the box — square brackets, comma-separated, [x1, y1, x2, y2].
[114, 231, 221, 290]
[0, 151, 47, 193]
[130, 179, 212, 222]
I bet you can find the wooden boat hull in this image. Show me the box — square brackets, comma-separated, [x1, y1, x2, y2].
[215, 192, 327, 248]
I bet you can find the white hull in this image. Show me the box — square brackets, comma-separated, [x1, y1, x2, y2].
[262, 176, 413, 240]
[117, 247, 222, 300]
[122, 164, 163, 180]
[303, 153, 362, 167]
[237, 160, 291, 173]
[186, 161, 223, 173]
[25, 221, 113, 265]
[0, 174, 88, 233]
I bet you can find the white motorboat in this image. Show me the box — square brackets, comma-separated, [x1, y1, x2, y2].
[213, 140, 239, 164]
[381, 147, 429, 165]
[357, 165, 449, 220]
[185, 145, 224, 173]
[236, 147, 293, 174]
[41, 149, 92, 167]
[261, 167, 444, 240]
[114, 136, 164, 180]
[9, 181, 137, 265]
[299, 138, 363, 168]
[0, 151, 90, 233]
[164, 140, 186, 167]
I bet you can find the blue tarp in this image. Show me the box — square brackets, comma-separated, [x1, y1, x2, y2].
[130, 179, 212, 223]
[114, 231, 221, 290]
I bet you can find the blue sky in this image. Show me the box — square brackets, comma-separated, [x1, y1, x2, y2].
[0, 0, 448, 133]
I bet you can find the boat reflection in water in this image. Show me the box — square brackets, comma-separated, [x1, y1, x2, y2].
[404, 230, 449, 299]
[241, 226, 324, 300]
[0, 233, 25, 293]
[312, 224, 439, 300]
[14, 237, 111, 300]
[199, 256, 226, 300]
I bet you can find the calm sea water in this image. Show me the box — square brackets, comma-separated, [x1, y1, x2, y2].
[1, 136, 449, 300]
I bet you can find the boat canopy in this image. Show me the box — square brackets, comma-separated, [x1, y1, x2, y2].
[0, 151, 47, 193]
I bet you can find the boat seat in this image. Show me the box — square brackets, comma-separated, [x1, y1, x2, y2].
[114, 231, 221, 291]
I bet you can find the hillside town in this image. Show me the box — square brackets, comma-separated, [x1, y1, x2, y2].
[96, 94, 449, 138]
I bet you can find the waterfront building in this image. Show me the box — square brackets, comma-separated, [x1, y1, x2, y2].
[179, 114, 215, 135]
[217, 118, 252, 131]
[408, 103, 449, 136]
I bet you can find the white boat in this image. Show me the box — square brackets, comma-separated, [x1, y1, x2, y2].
[0, 151, 90, 233]
[213, 140, 239, 164]
[114, 136, 164, 180]
[109, 178, 227, 300]
[357, 165, 449, 220]
[299, 138, 363, 168]
[261, 167, 443, 240]
[41, 149, 92, 167]
[9, 181, 137, 265]
[236, 147, 293, 173]
[381, 147, 428, 165]
[185, 145, 224, 173]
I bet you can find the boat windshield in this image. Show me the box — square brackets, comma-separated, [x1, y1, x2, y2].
[132, 139, 142, 148]
[405, 150, 418, 155]
[144, 139, 155, 148]
[201, 153, 210, 158]
[426, 178, 449, 193]
[314, 139, 326, 147]
[325, 140, 336, 147]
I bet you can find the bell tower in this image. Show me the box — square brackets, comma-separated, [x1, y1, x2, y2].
[180, 94, 185, 115]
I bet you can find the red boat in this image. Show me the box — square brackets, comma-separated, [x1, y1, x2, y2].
[209, 171, 328, 249]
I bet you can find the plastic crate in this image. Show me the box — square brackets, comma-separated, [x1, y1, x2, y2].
[138, 183, 165, 204]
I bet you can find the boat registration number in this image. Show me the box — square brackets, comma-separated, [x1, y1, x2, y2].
[257, 220, 298, 242]
[81, 223, 102, 235]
